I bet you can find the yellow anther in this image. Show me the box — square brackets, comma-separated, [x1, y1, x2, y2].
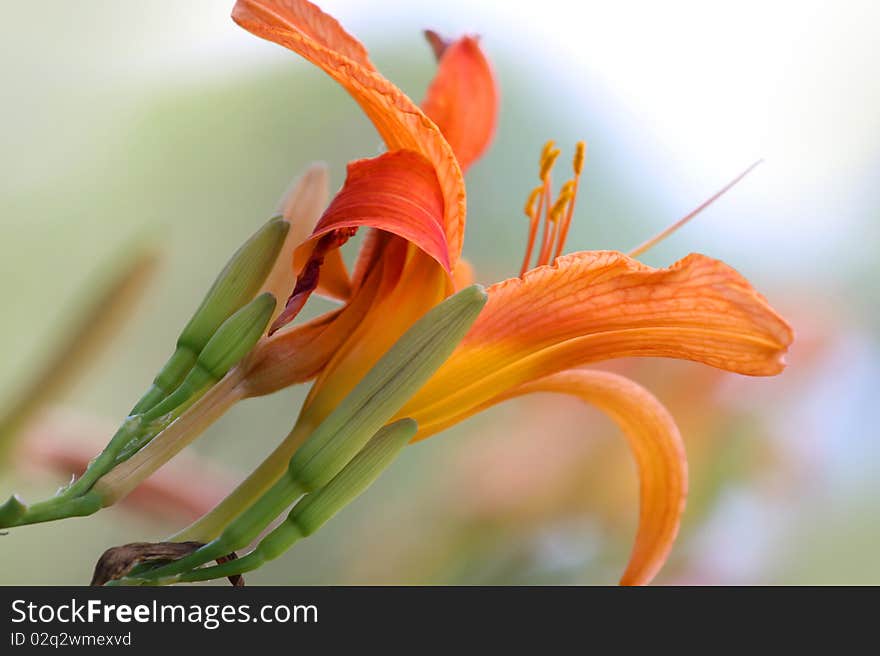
[539, 148, 561, 181]
[573, 141, 586, 176]
[549, 190, 572, 222]
[523, 186, 543, 219]
[521, 141, 584, 274]
[559, 179, 576, 197]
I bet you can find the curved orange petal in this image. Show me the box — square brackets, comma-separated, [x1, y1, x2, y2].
[308, 247, 351, 301]
[350, 228, 390, 292]
[232, 0, 466, 268]
[421, 33, 499, 172]
[311, 150, 450, 271]
[272, 162, 352, 303]
[401, 250, 794, 430]
[412, 369, 688, 584]
[477, 370, 687, 586]
[235, 0, 375, 68]
[270, 150, 449, 332]
[270, 228, 357, 334]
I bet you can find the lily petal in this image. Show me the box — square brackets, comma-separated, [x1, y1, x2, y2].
[307, 247, 352, 302]
[270, 150, 449, 333]
[488, 370, 687, 586]
[232, 0, 467, 267]
[271, 229, 356, 334]
[236, 0, 375, 68]
[402, 251, 794, 430]
[311, 150, 450, 272]
[421, 34, 499, 172]
[242, 242, 389, 396]
[269, 162, 352, 305]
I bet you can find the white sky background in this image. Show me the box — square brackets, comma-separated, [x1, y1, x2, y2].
[4, 0, 880, 270]
[319, 1, 880, 269]
[135, 0, 880, 270]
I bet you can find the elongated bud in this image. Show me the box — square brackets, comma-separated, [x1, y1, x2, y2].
[143, 293, 276, 422]
[288, 285, 487, 491]
[179, 217, 288, 350]
[195, 292, 276, 380]
[131, 218, 288, 415]
[287, 419, 416, 538]
[174, 419, 416, 583]
[275, 163, 328, 238]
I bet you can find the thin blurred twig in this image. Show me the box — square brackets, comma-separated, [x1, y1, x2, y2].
[0, 248, 159, 462]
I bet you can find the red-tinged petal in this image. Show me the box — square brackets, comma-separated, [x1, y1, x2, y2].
[310, 246, 352, 301]
[421, 33, 499, 172]
[312, 150, 450, 271]
[496, 370, 687, 586]
[401, 250, 794, 431]
[269, 228, 356, 334]
[236, 0, 375, 68]
[269, 150, 449, 332]
[243, 244, 390, 396]
[273, 163, 351, 303]
[232, 0, 467, 268]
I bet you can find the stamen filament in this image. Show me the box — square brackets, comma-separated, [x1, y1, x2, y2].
[535, 174, 555, 267]
[540, 187, 571, 266]
[519, 186, 544, 277]
[521, 141, 584, 272]
[628, 159, 764, 259]
[554, 142, 586, 260]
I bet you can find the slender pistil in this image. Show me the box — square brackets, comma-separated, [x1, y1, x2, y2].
[627, 159, 764, 259]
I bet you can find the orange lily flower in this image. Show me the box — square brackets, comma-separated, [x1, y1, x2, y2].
[208, 0, 793, 586]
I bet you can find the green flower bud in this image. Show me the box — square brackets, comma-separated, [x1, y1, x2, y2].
[131, 217, 289, 415]
[287, 418, 416, 539]
[143, 293, 276, 422]
[288, 284, 487, 491]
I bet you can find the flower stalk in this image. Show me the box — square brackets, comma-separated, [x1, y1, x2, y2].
[116, 285, 487, 583]
[0, 217, 288, 528]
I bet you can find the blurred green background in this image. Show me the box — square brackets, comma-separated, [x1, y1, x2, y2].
[0, 0, 877, 584]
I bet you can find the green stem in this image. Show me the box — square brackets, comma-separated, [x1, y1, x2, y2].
[178, 520, 303, 583]
[169, 420, 313, 543]
[134, 474, 305, 580]
[129, 347, 198, 415]
[58, 417, 144, 500]
[1, 490, 104, 527]
[134, 418, 417, 585]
